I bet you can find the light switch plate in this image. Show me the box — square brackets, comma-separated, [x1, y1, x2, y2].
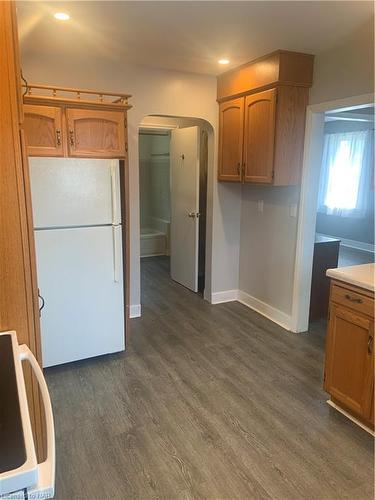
[290, 203, 298, 218]
[257, 200, 264, 213]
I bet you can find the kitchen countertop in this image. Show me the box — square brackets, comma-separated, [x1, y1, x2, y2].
[326, 263, 375, 292]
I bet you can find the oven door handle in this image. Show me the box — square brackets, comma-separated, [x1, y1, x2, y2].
[19, 345, 55, 499]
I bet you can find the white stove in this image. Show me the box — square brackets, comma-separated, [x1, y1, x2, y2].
[0, 331, 55, 499]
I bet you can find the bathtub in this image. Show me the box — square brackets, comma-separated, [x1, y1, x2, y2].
[140, 226, 169, 258]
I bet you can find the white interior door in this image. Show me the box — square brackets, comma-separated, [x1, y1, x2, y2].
[170, 126, 200, 292]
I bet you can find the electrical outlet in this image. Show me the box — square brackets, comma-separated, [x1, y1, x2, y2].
[290, 203, 298, 218]
[257, 200, 264, 213]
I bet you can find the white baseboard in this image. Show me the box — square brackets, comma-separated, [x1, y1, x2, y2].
[210, 289, 239, 304]
[237, 291, 292, 331]
[339, 237, 375, 254]
[129, 304, 141, 318]
[210, 289, 292, 331]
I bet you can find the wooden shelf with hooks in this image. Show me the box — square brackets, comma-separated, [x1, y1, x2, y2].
[23, 83, 132, 111]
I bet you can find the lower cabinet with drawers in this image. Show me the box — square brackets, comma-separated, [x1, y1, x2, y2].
[324, 278, 374, 429]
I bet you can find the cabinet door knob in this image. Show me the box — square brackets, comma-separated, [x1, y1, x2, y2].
[69, 129, 75, 146]
[368, 335, 373, 354]
[56, 129, 61, 146]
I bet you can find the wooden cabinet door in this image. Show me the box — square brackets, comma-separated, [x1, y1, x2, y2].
[243, 89, 276, 184]
[66, 108, 125, 158]
[24, 105, 64, 156]
[324, 303, 374, 420]
[218, 97, 244, 182]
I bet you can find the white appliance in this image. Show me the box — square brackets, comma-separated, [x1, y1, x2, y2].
[0, 330, 55, 499]
[29, 158, 125, 367]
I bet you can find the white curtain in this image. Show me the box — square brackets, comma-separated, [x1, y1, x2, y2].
[317, 129, 374, 218]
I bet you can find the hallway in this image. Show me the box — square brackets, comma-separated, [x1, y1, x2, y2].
[47, 257, 373, 500]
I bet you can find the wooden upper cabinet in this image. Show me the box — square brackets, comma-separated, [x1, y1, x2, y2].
[24, 105, 64, 157]
[218, 98, 244, 181]
[217, 50, 313, 185]
[324, 302, 374, 422]
[243, 89, 276, 184]
[66, 108, 125, 158]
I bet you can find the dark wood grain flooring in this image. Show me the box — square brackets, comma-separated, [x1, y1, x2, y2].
[338, 246, 374, 267]
[46, 256, 374, 500]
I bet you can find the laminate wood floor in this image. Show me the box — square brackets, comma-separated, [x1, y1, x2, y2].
[46, 256, 374, 500]
[338, 246, 374, 267]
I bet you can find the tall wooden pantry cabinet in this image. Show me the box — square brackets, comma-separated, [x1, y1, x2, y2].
[0, 2, 45, 457]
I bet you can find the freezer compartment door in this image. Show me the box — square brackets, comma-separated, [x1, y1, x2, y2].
[29, 158, 121, 228]
[35, 226, 125, 367]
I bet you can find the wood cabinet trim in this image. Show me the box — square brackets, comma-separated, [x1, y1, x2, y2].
[217, 50, 314, 102]
[273, 86, 309, 186]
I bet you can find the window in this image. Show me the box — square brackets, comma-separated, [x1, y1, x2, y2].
[318, 129, 373, 218]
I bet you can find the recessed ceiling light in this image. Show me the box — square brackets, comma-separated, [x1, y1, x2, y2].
[54, 12, 70, 21]
[218, 59, 230, 65]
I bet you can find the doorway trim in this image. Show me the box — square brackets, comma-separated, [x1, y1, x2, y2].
[137, 115, 214, 313]
[290, 93, 374, 333]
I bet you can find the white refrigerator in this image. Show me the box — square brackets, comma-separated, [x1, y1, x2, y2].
[29, 157, 125, 368]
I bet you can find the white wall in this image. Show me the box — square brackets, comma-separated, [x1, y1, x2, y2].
[21, 54, 242, 309]
[310, 19, 374, 104]
[239, 186, 299, 315]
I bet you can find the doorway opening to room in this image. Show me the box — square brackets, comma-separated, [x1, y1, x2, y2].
[138, 115, 210, 302]
[292, 97, 374, 334]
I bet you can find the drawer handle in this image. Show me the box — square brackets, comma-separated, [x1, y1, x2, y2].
[368, 335, 373, 354]
[344, 294, 363, 304]
[56, 129, 61, 146]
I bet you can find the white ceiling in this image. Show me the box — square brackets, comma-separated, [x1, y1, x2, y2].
[17, 1, 374, 76]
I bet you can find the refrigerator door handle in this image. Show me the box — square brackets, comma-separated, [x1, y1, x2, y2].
[112, 225, 121, 283]
[38, 289, 45, 317]
[110, 161, 118, 225]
